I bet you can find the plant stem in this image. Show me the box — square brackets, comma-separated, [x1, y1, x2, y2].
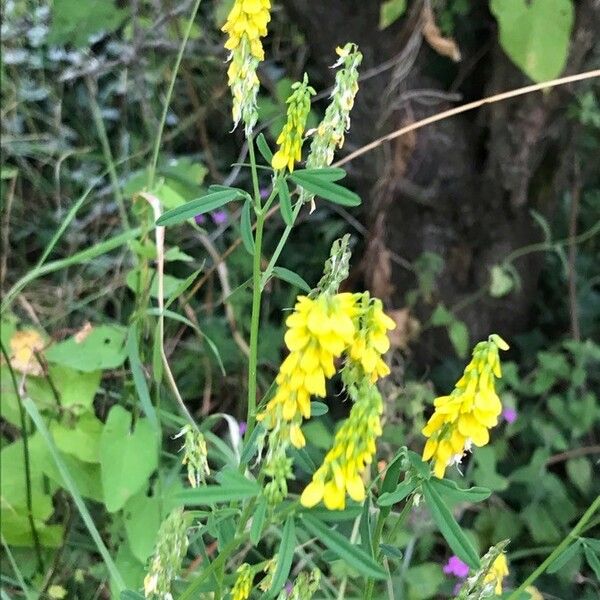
[0, 342, 44, 572]
[245, 138, 266, 438]
[506, 495, 600, 600]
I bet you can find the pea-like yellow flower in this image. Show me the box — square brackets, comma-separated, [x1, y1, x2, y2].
[300, 381, 383, 510]
[422, 335, 509, 478]
[485, 553, 509, 595]
[257, 293, 358, 448]
[231, 563, 253, 600]
[349, 297, 396, 382]
[222, 0, 272, 134]
[272, 74, 315, 172]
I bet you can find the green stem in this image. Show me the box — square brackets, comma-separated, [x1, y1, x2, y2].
[0, 342, 44, 572]
[260, 198, 303, 290]
[85, 77, 129, 230]
[506, 495, 600, 600]
[243, 137, 266, 438]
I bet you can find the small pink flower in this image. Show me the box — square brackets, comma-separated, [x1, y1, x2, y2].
[194, 213, 206, 225]
[211, 210, 228, 225]
[443, 555, 469, 578]
[502, 407, 517, 424]
[238, 421, 247, 436]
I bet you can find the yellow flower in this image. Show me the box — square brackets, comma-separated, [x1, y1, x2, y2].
[485, 553, 509, 595]
[300, 381, 383, 510]
[8, 329, 45, 376]
[422, 335, 509, 478]
[231, 563, 254, 600]
[222, 0, 272, 133]
[257, 293, 357, 445]
[272, 74, 315, 171]
[349, 297, 396, 382]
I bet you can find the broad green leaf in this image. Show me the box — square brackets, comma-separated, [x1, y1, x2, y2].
[157, 189, 242, 226]
[50, 413, 103, 463]
[123, 491, 161, 563]
[250, 497, 268, 544]
[277, 179, 294, 226]
[378, 480, 417, 507]
[240, 198, 255, 255]
[1, 509, 63, 548]
[490, 0, 574, 82]
[489, 264, 515, 298]
[126, 325, 158, 432]
[112, 542, 145, 599]
[256, 133, 274, 162]
[272, 266, 311, 292]
[290, 172, 361, 207]
[301, 515, 387, 580]
[422, 480, 480, 569]
[310, 401, 329, 416]
[380, 0, 406, 29]
[268, 516, 296, 597]
[429, 478, 491, 506]
[45, 325, 127, 372]
[547, 540, 582, 573]
[99, 406, 159, 513]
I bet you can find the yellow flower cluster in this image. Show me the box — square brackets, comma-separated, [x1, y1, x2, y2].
[257, 293, 357, 448]
[485, 554, 509, 595]
[422, 335, 509, 478]
[349, 297, 396, 382]
[222, 0, 272, 133]
[272, 75, 315, 172]
[231, 563, 253, 600]
[300, 382, 383, 510]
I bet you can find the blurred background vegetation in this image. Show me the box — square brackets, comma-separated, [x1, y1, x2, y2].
[1, 0, 599, 598]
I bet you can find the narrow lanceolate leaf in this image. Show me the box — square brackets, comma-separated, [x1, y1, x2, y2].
[250, 497, 268, 545]
[310, 401, 329, 416]
[547, 540, 582, 573]
[240, 198, 255, 255]
[292, 167, 346, 182]
[378, 480, 417, 507]
[277, 179, 294, 226]
[290, 172, 361, 207]
[584, 545, 600, 580]
[256, 133, 274, 162]
[176, 481, 259, 505]
[429, 478, 491, 505]
[126, 325, 159, 433]
[301, 515, 387, 580]
[268, 516, 296, 597]
[272, 266, 311, 293]
[422, 480, 481, 569]
[157, 189, 242, 226]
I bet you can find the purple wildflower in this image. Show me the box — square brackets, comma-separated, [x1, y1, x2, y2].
[443, 555, 469, 578]
[211, 210, 228, 225]
[238, 421, 247, 436]
[502, 407, 518, 424]
[260, 186, 271, 200]
[284, 581, 293, 596]
[194, 213, 206, 225]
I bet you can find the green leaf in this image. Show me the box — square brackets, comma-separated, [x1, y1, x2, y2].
[123, 492, 161, 563]
[449, 320, 469, 358]
[272, 266, 311, 292]
[292, 167, 346, 182]
[50, 413, 104, 463]
[300, 515, 387, 580]
[99, 406, 159, 513]
[404, 562, 444, 600]
[157, 189, 242, 226]
[268, 516, 296, 597]
[490, 0, 574, 82]
[256, 133, 274, 162]
[547, 540, 582, 573]
[489, 264, 515, 298]
[48, 0, 128, 47]
[359, 496, 373, 556]
[380, 0, 406, 30]
[240, 199, 255, 255]
[299, 505, 363, 522]
[310, 401, 329, 416]
[277, 179, 294, 226]
[290, 172, 361, 207]
[176, 471, 259, 505]
[584, 545, 600, 580]
[250, 497, 267, 544]
[127, 325, 159, 433]
[121, 592, 145, 600]
[239, 423, 265, 465]
[566, 457, 592, 495]
[422, 480, 481, 569]
[429, 478, 491, 506]
[45, 325, 127, 372]
[165, 267, 203, 309]
[378, 480, 417, 507]
[380, 544, 403, 560]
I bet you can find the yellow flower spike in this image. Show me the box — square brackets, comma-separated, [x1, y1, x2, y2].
[421, 335, 509, 478]
[485, 553, 509, 595]
[231, 563, 254, 600]
[271, 74, 315, 172]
